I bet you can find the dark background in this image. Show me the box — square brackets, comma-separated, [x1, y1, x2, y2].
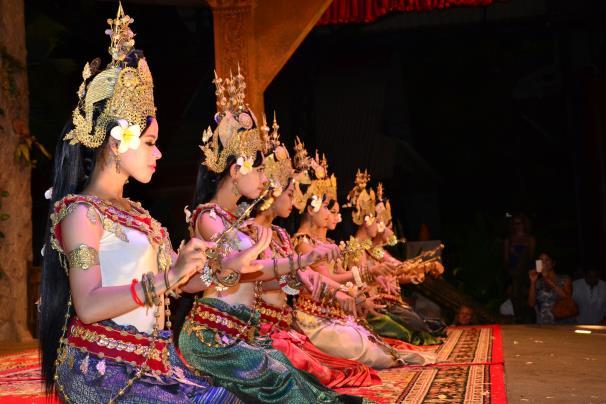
[26, 0, 606, 309]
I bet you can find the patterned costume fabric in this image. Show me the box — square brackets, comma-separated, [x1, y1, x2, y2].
[292, 234, 437, 369]
[363, 252, 441, 346]
[181, 204, 363, 403]
[251, 225, 381, 388]
[179, 298, 361, 403]
[56, 322, 239, 404]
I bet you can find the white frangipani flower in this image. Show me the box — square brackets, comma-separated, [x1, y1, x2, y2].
[310, 195, 322, 212]
[110, 119, 141, 153]
[236, 156, 254, 175]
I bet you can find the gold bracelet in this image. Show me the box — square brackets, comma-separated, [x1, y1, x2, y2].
[66, 244, 99, 270]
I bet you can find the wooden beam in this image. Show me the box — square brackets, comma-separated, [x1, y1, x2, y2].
[254, 0, 332, 92]
[208, 0, 331, 116]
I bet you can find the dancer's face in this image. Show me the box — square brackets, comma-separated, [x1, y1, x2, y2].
[365, 219, 378, 238]
[307, 199, 330, 228]
[231, 155, 268, 199]
[272, 181, 294, 219]
[327, 202, 341, 230]
[113, 118, 162, 184]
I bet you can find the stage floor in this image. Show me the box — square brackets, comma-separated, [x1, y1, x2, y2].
[502, 324, 606, 404]
[0, 324, 604, 403]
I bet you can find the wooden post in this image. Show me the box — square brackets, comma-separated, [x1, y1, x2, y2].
[207, 0, 333, 117]
[0, 0, 33, 342]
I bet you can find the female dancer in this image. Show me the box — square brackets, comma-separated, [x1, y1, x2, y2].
[246, 119, 380, 388]
[351, 181, 443, 345]
[39, 6, 240, 403]
[175, 72, 362, 403]
[291, 140, 435, 369]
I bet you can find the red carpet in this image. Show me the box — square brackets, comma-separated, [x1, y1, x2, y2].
[0, 325, 505, 403]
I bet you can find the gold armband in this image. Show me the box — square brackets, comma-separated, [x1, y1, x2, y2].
[67, 244, 99, 270]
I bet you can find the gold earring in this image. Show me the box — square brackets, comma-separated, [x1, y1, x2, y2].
[114, 153, 121, 174]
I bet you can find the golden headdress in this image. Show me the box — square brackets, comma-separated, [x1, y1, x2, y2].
[292, 137, 337, 214]
[200, 67, 269, 173]
[375, 182, 392, 226]
[262, 113, 293, 196]
[344, 169, 377, 226]
[63, 3, 155, 148]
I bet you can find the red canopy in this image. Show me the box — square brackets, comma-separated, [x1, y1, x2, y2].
[318, 0, 494, 25]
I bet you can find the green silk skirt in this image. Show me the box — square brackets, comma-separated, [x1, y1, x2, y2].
[179, 298, 362, 404]
[367, 306, 441, 346]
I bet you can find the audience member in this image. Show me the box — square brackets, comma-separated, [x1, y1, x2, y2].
[528, 252, 575, 324]
[452, 305, 477, 326]
[572, 268, 606, 324]
[504, 213, 536, 323]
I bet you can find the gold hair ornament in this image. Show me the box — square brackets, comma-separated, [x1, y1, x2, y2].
[200, 68, 269, 173]
[292, 137, 337, 213]
[344, 169, 376, 226]
[63, 2, 155, 149]
[260, 112, 294, 209]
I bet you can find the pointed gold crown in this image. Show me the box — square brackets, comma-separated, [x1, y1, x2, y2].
[200, 67, 269, 173]
[344, 169, 376, 226]
[64, 2, 156, 148]
[375, 182, 392, 226]
[262, 113, 293, 194]
[292, 137, 337, 213]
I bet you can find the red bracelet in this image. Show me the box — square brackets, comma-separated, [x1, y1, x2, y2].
[130, 278, 144, 306]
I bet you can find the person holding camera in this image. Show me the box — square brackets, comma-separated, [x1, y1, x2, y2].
[528, 252, 575, 324]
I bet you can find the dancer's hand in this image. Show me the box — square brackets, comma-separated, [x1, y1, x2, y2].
[336, 291, 357, 316]
[303, 244, 341, 266]
[428, 262, 445, 277]
[359, 295, 386, 317]
[370, 262, 391, 277]
[172, 238, 216, 286]
[298, 269, 323, 297]
[221, 225, 272, 274]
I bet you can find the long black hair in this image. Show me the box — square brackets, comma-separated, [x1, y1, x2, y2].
[39, 116, 108, 393]
[38, 50, 146, 393]
[172, 141, 264, 344]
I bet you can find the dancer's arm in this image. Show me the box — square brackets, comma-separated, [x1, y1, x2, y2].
[295, 241, 355, 284]
[197, 212, 340, 282]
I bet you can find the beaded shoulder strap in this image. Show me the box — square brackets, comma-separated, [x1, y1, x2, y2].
[50, 194, 172, 273]
[187, 203, 237, 238]
[51, 194, 167, 253]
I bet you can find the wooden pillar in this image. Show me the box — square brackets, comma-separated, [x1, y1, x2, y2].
[0, 0, 33, 342]
[208, 0, 333, 117]
[207, 0, 263, 114]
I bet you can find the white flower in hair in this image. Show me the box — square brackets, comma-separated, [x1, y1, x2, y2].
[236, 156, 254, 175]
[310, 195, 322, 212]
[377, 221, 386, 233]
[364, 215, 375, 225]
[110, 119, 141, 153]
[272, 185, 283, 197]
[44, 187, 53, 200]
[337, 213, 343, 223]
